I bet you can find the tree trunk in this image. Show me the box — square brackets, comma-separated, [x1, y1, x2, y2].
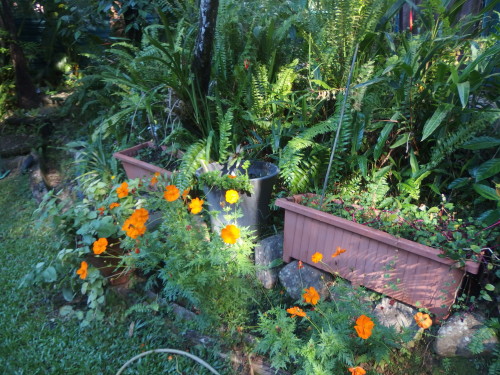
[191, 0, 219, 96]
[0, 0, 41, 109]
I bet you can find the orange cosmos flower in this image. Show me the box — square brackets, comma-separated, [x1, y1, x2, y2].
[348, 366, 366, 375]
[97, 206, 105, 215]
[182, 189, 190, 200]
[228, 174, 236, 179]
[303, 286, 320, 305]
[286, 306, 307, 318]
[121, 208, 149, 239]
[225, 189, 239, 204]
[220, 224, 240, 244]
[110, 202, 120, 209]
[311, 252, 323, 263]
[188, 197, 204, 214]
[164, 185, 180, 202]
[150, 172, 160, 186]
[92, 237, 108, 255]
[354, 315, 375, 339]
[116, 182, 129, 198]
[332, 246, 346, 258]
[414, 312, 433, 329]
[76, 261, 88, 280]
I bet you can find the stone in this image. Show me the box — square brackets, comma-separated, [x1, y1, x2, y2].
[373, 297, 419, 333]
[279, 260, 332, 301]
[434, 312, 498, 357]
[255, 234, 284, 289]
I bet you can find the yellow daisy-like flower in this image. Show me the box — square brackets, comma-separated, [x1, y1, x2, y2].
[220, 224, 240, 244]
[188, 197, 204, 214]
[311, 252, 323, 263]
[225, 189, 239, 204]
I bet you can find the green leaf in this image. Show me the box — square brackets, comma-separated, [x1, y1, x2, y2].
[481, 292, 493, 302]
[484, 284, 495, 292]
[373, 122, 395, 160]
[462, 136, 500, 150]
[477, 209, 500, 225]
[59, 305, 74, 317]
[390, 132, 410, 149]
[475, 159, 500, 182]
[421, 104, 453, 141]
[448, 177, 470, 189]
[472, 184, 500, 201]
[457, 81, 470, 109]
[42, 266, 57, 283]
[62, 288, 74, 302]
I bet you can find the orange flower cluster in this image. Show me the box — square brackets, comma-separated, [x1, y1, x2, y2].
[164, 185, 180, 202]
[348, 366, 366, 375]
[188, 197, 204, 214]
[116, 182, 129, 198]
[110, 202, 120, 209]
[332, 246, 346, 258]
[354, 315, 375, 339]
[92, 237, 108, 255]
[286, 306, 307, 318]
[414, 312, 432, 329]
[76, 261, 88, 279]
[122, 208, 149, 239]
[311, 252, 323, 263]
[303, 286, 320, 305]
[221, 224, 240, 244]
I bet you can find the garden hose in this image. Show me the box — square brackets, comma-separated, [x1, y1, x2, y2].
[115, 348, 221, 375]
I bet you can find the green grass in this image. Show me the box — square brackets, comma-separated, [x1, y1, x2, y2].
[0, 173, 231, 374]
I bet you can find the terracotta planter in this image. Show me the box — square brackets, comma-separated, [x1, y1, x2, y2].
[86, 241, 133, 286]
[113, 141, 180, 180]
[275, 195, 481, 319]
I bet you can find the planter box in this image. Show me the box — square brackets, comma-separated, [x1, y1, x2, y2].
[113, 141, 180, 180]
[275, 195, 481, 319]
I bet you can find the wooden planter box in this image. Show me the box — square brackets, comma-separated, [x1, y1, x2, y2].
[113, 141, 179, 180]
[275, 195, 481, 319]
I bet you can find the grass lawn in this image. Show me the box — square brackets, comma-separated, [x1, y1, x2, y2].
[0, 173, 231, 374]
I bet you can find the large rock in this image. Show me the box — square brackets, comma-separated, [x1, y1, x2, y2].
[373, 298, 419, 333]
[279, 261, 332, 301]
[255, 234, 283, 289]
[434, 312, 498, 357]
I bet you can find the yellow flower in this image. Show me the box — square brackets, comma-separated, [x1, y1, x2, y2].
[92, 238, 108, 255]
[116, 182, 129, 198]
[348, 366, 366, 375]
[332, 246, 346, 258]
[311, 252, 323, 263]
[303, 286, 320, 305]
[220, 224, 240, 244]
[354, 315, 375, 340]
[286, 306, 307, 318]
[76, 261, 88, 280]
[225, 189, 239, 204]
[414, 312, 433, 329]
[164, 185, 180, 202]
[109, 202, 120, 209]
[188, 197, 204, 214]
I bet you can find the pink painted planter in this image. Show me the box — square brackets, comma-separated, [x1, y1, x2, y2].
[275, 195, 481, 319]
[113, 141, 178, 180]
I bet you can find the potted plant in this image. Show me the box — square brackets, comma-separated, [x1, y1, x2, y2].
[275, 194, 494, 319]
[196, 159, 279, 236]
